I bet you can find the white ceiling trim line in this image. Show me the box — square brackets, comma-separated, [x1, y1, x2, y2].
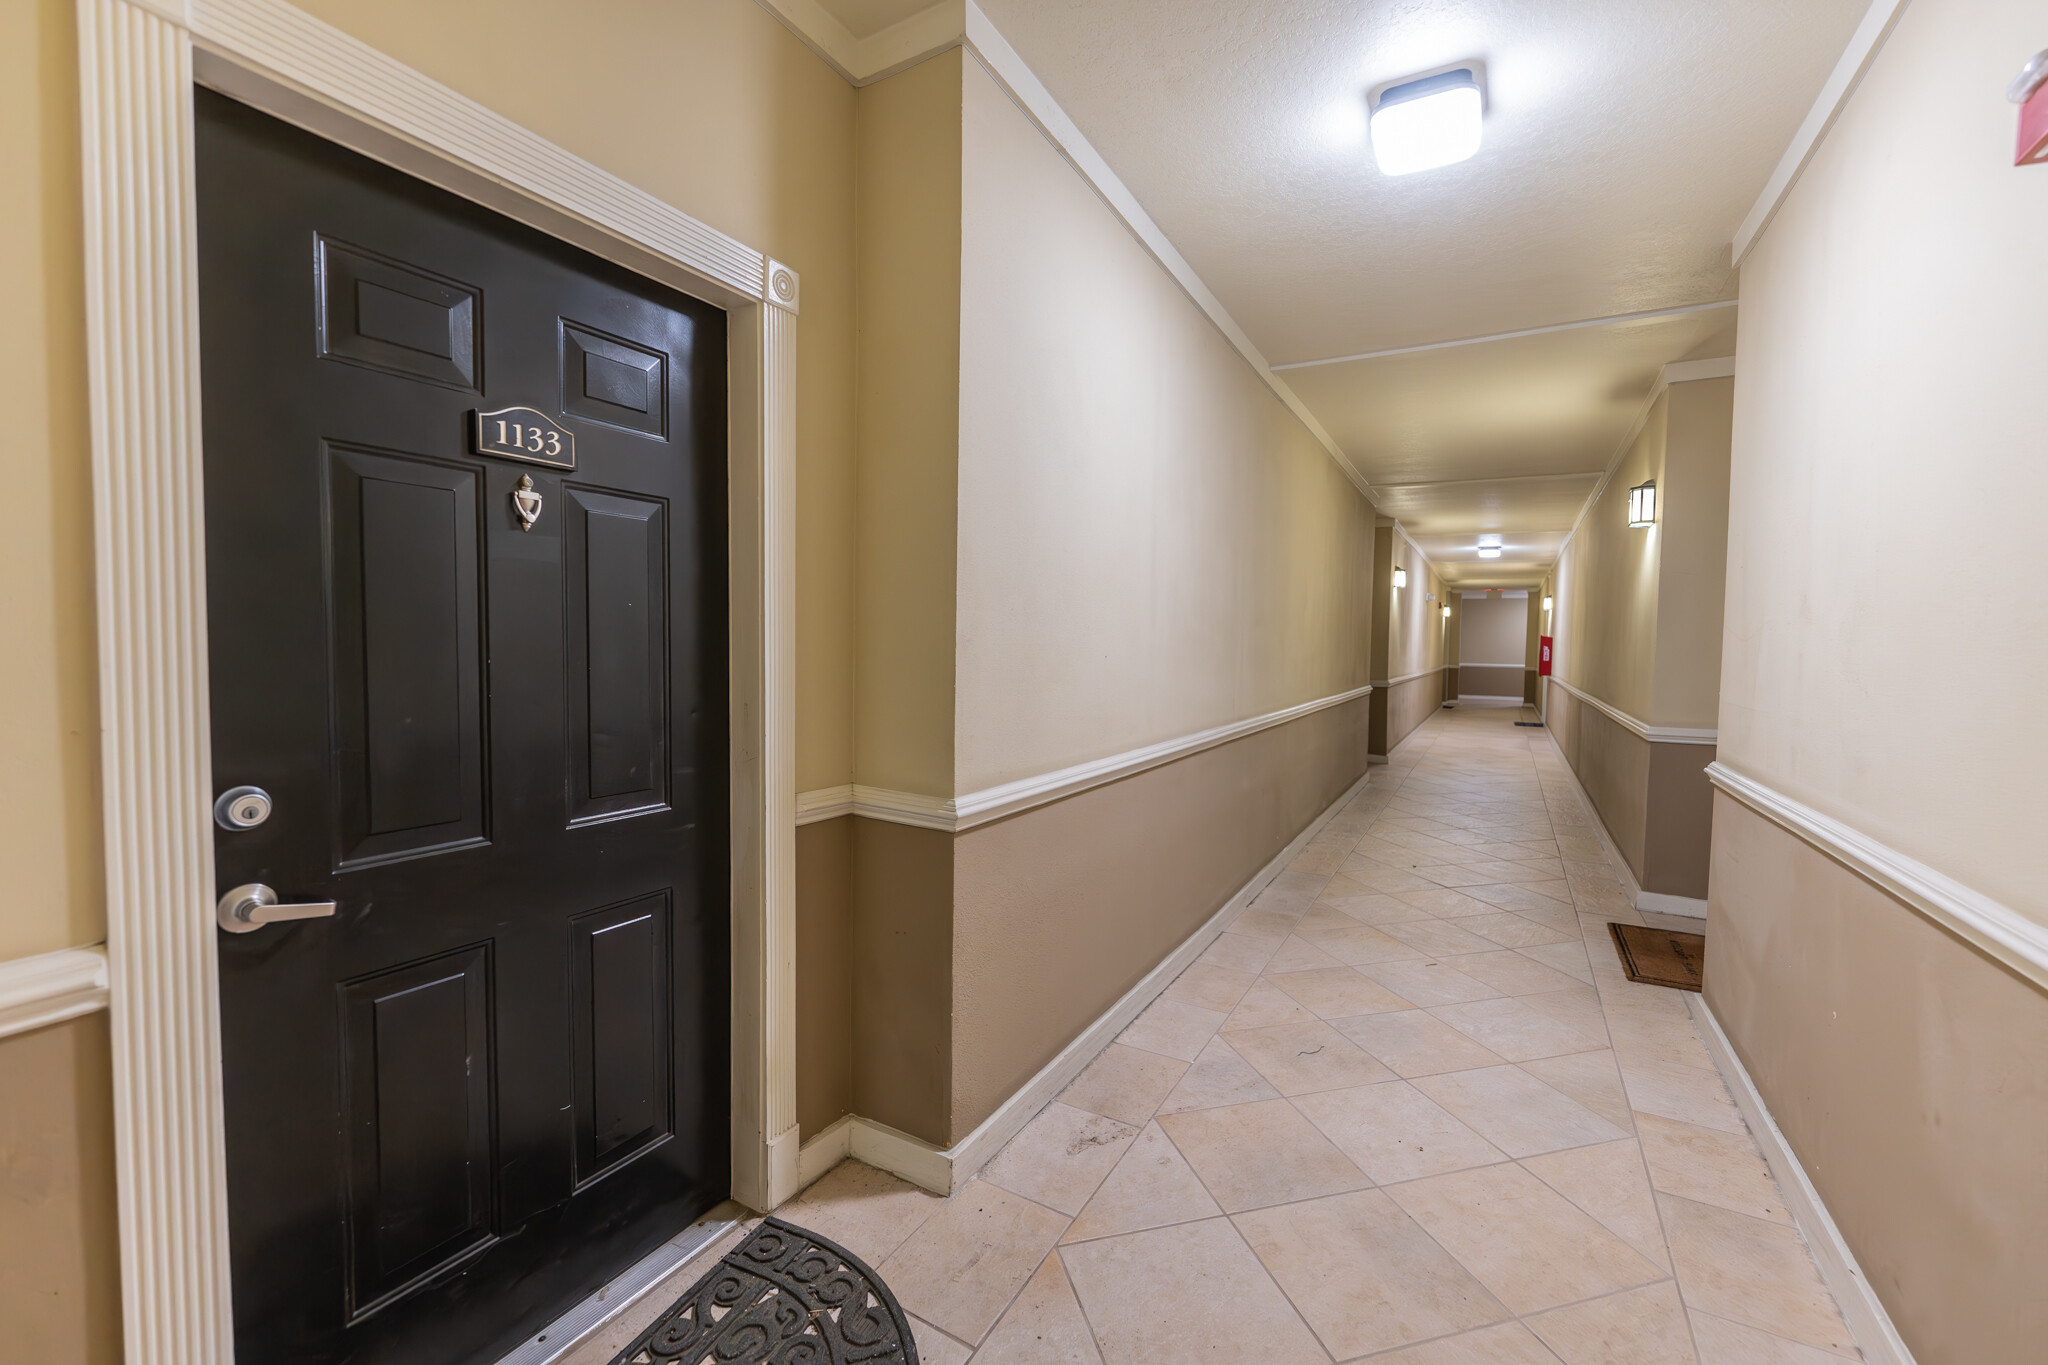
[0, 946, 109, 1041]
[751, 0, 965, 86]
[1733, 0, 1912, 265]
[1709, 762, 2048, 995]
[1273, 298, 1739, 372]
[958, 6, 1370, 501]
[1391, 520, 1445, 581]
[1374, 470, 1605, 494]
[1548, 677, 1718, 745]
[752, 0, 1375, 503]
[796, 683, 1376, 830]
[1557, 356, 1736, 561]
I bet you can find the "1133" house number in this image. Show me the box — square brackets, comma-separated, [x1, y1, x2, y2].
[470, 405, 576, 470]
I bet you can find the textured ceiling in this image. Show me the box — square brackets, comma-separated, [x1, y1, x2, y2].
[815, 0, 1864, 573]
[967, 0, 1864, 572]
[1282, 304, 1739, 487]
[974, 0, 1863, 361]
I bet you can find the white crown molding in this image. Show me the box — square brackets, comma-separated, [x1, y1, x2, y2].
[1690, 996, 1918, 1364]
[1547, 677, 1717, 745]
[955, 5, 1372, 506]
[78, 1, 803, 1358]
[1707, 763, 2048, 993]
[1271, 298, 1738, 372]
[795, 770, 1374, 1195]
[1557, 356, 1737, 561]
[750, 1, 1381, 511]
[1732, 0, 1912, 266]
[750, 0, 964, 87]
[0, 946, 110, 1041]
[796, 684, 1376, 830]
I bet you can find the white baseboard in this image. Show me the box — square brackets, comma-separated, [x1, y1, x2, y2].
[1637, 889, 1708, 918]
[1689, 996, 1917, 1365]
[1456, 693, 1525, 702]
[793, 768, 1376, 1197]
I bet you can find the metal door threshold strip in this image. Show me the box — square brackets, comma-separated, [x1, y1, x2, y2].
[497, 1206, 744, 1365]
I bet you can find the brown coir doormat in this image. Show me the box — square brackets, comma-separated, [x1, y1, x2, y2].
[1609, 922, 1705, 992]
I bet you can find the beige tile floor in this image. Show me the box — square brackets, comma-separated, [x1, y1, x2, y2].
[564, 705, 1861, 1365]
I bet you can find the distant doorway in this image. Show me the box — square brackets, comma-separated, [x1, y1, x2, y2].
[1457, 591, 1530, 701]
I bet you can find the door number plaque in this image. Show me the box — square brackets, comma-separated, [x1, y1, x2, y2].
[472, 405, 575, 470]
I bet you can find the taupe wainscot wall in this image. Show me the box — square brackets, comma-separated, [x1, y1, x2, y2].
[1540, 367, 1732, 909]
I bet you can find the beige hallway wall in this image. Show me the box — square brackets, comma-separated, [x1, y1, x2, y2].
[1712, 0, 2048, 1355]
[950, 694, 1371, 1141]
[953, 53, 1374, 794]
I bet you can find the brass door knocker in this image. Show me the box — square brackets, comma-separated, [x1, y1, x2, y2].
[511, 474, 543, 531]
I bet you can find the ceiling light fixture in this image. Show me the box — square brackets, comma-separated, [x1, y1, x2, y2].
[1628, 480, 1657, 528]
[1393, 567, 1408, 589]
[1476, 533, 1503, 560]
[1370, 67, 1484, 176]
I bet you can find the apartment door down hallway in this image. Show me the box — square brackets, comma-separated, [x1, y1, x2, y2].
[2, 0, 2042, 1363]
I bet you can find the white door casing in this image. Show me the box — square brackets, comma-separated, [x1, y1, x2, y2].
[73, 1, 800, 1359]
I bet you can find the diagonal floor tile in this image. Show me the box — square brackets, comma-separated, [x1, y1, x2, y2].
[1525, 1280, 1697, 1365]
[1116, 996, 1226, 1063]
[1383, 1163, 1665, 1315]
[880, 1181, 1070, 1346]
[1155, 1036, 1281, 1115]
[1063, 1120, 1221, 1243]
[1518, 1050, 1634, 1130]
[1156, 1098, 1369, 1212]
[1292, 1079, 1507, 1183]
[1333, 1008, 1507, 1078]
[1234, 1189, 1511, 1358]
[1269, 965, 1415, 1018]
[1357, 1321, 1564, 1363]
[968, 1252, 1104, 1364]
[1429, 996, 1607, 1061]
[1520, 1138, 1672, 1271]
[1357, 957, 1504, 1006]
[782, 1159, 943, 1267]
[982, 1102, 1140, 1216]
[1660, 1193, 1858, 1355]
[1060, 1219, 1328, 1364]
[1059, 1042, 1188, 1127]
[1235, 1014, 1400, 1090]
[1412, 1065, 1627, 1156]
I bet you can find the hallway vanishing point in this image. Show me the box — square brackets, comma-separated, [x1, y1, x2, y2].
[572, 706, 1858, 1365]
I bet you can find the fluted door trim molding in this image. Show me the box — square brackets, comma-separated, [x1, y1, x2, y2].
[76, 3, 800, 1359]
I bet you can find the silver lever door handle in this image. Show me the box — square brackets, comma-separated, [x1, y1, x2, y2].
[217, 883, 337, 934]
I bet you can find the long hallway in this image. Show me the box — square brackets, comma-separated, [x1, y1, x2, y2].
[579, 707, 1858, 1365]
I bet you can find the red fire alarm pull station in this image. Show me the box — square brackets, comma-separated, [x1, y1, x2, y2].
[2012, 50, 2048, 167]
[1538, 636, 1553, 677]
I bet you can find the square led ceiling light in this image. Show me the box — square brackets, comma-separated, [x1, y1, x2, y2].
[1371, 68, 1484, 176]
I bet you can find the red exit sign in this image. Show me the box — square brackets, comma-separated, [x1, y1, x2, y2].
[2014, 51, 2048, 166]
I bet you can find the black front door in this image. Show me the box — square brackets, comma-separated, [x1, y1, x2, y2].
[197, 89, 729, 1364]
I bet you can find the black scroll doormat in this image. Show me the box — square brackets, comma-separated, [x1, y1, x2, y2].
[1609, 921, 1706, 992]
[608, 1217, 919, 1365]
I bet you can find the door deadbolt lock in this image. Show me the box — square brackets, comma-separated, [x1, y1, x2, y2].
[215, 786, 273, 830]
[217, 883, 337, 934]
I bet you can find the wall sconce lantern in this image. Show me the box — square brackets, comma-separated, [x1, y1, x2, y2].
[1542, 595, 1553, 614]
[1627, 479, 1657, 528]
[1441, 604, 1452, 619]
[1393, 567, 1408, 589]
